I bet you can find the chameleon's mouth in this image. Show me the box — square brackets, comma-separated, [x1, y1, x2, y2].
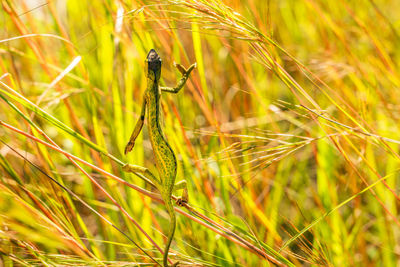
[147, 49, 161, 72]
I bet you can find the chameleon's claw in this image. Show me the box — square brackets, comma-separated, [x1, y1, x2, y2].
[173, 62, 196, 76]
[174, 62, 187, 75]
[186, 63, 197, 75]
[175, 190, 188, 206]
[176, 198, 187, 206]
[124, 141, 135, 155]
[122, 163, 130, 172]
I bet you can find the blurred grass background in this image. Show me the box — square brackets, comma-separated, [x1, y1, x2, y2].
[1, 0, 400, 266]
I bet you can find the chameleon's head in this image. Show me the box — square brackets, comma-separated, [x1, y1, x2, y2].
[146, 49, 161, 81]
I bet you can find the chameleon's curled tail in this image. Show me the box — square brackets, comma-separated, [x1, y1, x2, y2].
[163, 200, 177, 267]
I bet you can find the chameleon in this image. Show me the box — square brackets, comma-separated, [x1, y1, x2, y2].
[123, 49, 196, 266]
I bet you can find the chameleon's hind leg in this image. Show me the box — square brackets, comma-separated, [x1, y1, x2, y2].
[173, 180, 188, 206]
[122, 163, 161, 188]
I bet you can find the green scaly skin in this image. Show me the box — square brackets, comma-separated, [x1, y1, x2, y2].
[123, 49, 196, 267]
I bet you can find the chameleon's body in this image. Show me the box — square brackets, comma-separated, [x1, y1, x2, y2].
[123, 49, 196, 266]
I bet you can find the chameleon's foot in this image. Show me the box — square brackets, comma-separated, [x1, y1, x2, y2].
[124, 141, 135, 155]
[122, 163, 130, 172]
[173, 62, 197, 76]
[176, 198, 187, 206]
[171, 261, 180, 267]
[175, 189, 188, 206]
[122, 163, 147, 174]
[174, 182, 188, 206]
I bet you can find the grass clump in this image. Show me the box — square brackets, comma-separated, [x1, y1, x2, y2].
[1, 0, 399, 266]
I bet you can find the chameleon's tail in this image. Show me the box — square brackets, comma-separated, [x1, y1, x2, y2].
[163, 199, 177, 267]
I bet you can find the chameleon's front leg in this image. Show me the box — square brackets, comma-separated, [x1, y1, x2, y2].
[173, 180, 188, 206]
[125, 97, 147, 155]
[122, 163, 161, 189]
[160, 63, 196, 93]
